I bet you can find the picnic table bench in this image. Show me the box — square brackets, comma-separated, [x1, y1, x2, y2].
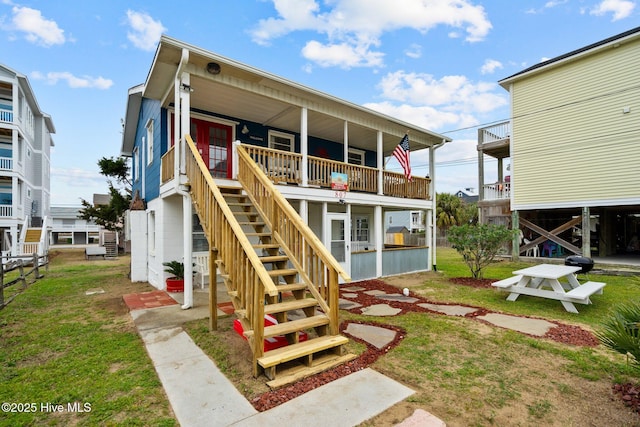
[491, 264, 605, 313]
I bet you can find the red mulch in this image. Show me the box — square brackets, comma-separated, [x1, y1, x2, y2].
[248, 277, 638, 415]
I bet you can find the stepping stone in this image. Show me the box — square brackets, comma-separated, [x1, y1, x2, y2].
[418, 303, 479, 317]
[339, 298, 362, 310]
[396, 409, 446, 427]
[341, 286, 365, 292]
[477, 313, 555, 336]
[341, 292, 359, 299]
[344, 323, 397, 349]
[361, 303, 402, 316]
[364, 289, 387, 296]
[377, 293, 419, 303]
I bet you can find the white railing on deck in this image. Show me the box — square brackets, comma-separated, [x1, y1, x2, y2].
[0, 157, 12, 170]
[480, 121, 511, 144]
[483, 182, 510, 200]
[0, 205, 12, 217]
[0, 110, 12, 123]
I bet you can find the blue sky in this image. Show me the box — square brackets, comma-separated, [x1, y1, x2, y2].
[1, 0, 637, 205]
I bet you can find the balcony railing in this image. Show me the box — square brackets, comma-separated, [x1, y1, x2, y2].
[479, 121, 511, 144]
[0, 205, 11, 217]
[0, 110, 13, 123]
[161, 145, 175, 183]
[0, 157, 13, 170]
[244, 144, 431, 200]
[482, 182, 511, 201]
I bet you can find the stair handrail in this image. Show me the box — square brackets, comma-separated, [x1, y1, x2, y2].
[236, 144, 351, 334]
[183, 135, 278, 297]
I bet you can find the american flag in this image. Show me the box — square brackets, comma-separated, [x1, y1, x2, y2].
[393, 134, 412, 181]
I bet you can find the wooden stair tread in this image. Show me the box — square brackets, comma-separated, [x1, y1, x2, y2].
[264, 298, 318, 314]
[253, 244, 280, 249]
[245, 232, 271, 237]
[258, 335, 349, 368]
[259, 255, 289, 263]
[275, 283, 308, 293]
[268, 268, 297, 277]
[266, 353, 357, 389]
[246, 315, 328, 339]
[238, 221, 265, 226]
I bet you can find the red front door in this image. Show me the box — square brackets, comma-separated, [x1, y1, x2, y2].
[191, 119, 233, 178]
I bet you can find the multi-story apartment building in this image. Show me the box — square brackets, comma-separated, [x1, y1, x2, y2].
[0, 64, 54, 257]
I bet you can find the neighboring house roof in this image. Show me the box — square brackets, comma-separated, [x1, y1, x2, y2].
[386, 226, 409, 233]
[499, 26, 640, 88]
[122, 35, 452, 157]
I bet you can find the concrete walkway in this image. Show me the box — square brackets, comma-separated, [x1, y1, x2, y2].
[130, 290, 416, 427]
[128, 281, 580, 427]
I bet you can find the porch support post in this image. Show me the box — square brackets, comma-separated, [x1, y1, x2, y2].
[375, 205, 383, 277]
[497, 158, 503, 183]
[582, 207, 591, 258]
[182, 195, 194, 309]
[512, 210, 520, 261]
[343, 121, 349, 162]
[300, 107, 308, 187]
[377, 131, 383, 196]
[477, 129, 485, 204]
[179, 71, 190, 176]
[429, 144, 438, 270]
[299, 199, 308, 225]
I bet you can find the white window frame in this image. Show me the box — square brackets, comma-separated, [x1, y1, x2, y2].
[267, 130, 295, 152]
[133, 147, 140, 182]
[146, 119, 154, 165]
[348, 148, 365, 165]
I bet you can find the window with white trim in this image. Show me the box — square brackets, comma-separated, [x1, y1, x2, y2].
[133, 147, 140, 182]
[348, 148, 365, 165]
[146, 119, 154, 165]
[268, 130, 294, 152]
[148, 211, 156, 254]
[352, 215, 370, 242]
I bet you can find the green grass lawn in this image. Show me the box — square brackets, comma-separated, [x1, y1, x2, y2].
[0, 250, 176, 427]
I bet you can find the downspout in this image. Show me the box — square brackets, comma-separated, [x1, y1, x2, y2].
[430, 138, 449, 271]
[175, 48, 194, 310]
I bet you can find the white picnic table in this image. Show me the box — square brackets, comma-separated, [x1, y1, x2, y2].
[492, 264, 605, 313]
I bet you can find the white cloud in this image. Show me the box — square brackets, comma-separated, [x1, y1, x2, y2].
[480, 59, 503, 74]
[8, 6, 65, 46]
[590, 0, 636, 21]
[31, 71, 113, 89]
[251, 0, 492, 68]
[363, 70, 508, 133]
[301, 40, 384, 68]
[125, 10, 166, 51]
[405, 43, 422, 59]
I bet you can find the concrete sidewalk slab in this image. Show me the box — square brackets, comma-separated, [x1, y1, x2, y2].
[231, 368, 415, 427]
[477, 313, 555, 336]
[139, 326, 258, 427]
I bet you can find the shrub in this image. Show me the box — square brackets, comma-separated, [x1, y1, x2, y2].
[447, 223, 516, 279]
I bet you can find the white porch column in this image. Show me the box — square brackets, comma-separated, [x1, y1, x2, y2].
[182, 194, 193, 309]
[300, 107, 308, 187]
[179, 72, 191, 176]
[343, 121, 349, 162]
[299, 199, 308, 224]
[375, 205, 382, 277]
[582, 207, 591, 258]
[377, 131, 383, 196]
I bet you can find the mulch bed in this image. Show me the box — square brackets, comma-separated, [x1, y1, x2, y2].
[249, 277, 638, 415]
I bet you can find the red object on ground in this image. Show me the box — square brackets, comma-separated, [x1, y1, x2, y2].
[233, 315, 308, 351]
[165, 278, 184, 293]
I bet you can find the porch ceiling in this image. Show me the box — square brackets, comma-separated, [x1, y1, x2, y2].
[144, 35, 451, 155]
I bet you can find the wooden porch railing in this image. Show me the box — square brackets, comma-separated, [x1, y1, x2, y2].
[184, 135, 278, 359]
[237, 145, 350, 335]
[244, 144, 431, 200]
[161, 145, 175, 183]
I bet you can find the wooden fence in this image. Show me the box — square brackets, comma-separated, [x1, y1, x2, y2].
[0, 253, 49, 309]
